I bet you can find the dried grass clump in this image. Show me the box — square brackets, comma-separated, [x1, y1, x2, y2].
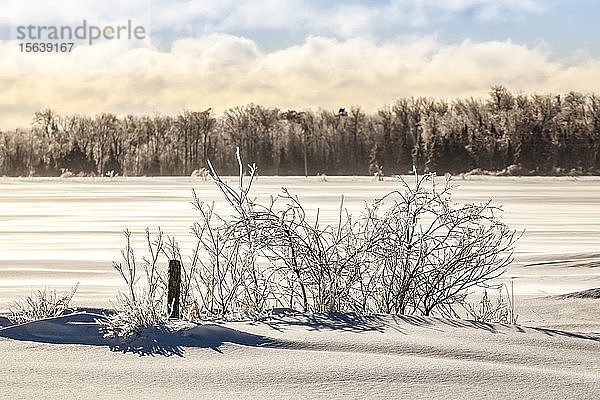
[9, 283, 79, 324]
[465, 283, 518, 324]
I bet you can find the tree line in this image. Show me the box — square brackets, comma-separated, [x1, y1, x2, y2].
[1, 86, 599, 177]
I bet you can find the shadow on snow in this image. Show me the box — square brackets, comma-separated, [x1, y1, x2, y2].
[0, 311, 277, 357]
[1, 309, 598, 357]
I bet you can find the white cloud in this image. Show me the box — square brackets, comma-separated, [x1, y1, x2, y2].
[1, 33, 598, 129]
[29, 0, 545, 39]
[0, 0, 561, 47]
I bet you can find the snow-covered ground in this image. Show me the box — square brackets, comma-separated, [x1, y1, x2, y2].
[1, 176, 599, 398]
[1, 310, 599, 399]
[1, 175, 599, 308]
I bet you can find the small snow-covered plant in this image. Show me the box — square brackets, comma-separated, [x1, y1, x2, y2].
[9, 283, 79, 324]
[103, 229, 169, 338]
[103, 291, 167, 338]
[465, 284, 518, 324]
[466, 289, 506, 323]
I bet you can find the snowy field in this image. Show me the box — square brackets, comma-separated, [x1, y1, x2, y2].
[1, 175, 599, 398]
[1, 310, 599, 399]
[1, 175, 599, 307]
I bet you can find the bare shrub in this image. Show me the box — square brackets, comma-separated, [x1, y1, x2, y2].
[108, 148, 519, 328]
[188, 199, 265, 318]
[195, 150, 283, 317]
[9, 283, 79, 324]
[361, 169, 518, 317]
[205, 150, 377, 314]
[105, 224, 210, 337]
[205, 150, 517, 318]
[103, 229, 170, 338]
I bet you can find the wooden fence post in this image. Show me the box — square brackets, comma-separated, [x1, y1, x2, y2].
[168, 260, 181, 319]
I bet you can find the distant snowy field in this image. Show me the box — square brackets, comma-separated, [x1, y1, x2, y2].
[1, 176, 599, 398]
[1, 175, 599, 308]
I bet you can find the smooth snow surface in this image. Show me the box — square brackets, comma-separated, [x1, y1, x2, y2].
[1, 311, 599, 399]
[1, 175, 599, 310]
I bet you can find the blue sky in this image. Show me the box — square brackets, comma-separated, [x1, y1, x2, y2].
[1, 0, 599, 128]
[144, 0, 600, 58]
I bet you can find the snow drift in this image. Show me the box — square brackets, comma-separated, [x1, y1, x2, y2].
[1, 310, 599, 399]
